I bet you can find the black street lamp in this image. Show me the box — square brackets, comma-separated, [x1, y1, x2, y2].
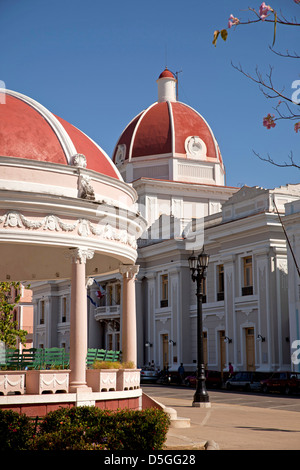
[188, 248, 211, 408]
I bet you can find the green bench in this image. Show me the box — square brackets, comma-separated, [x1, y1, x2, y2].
[5, 349, 21, 369]
[104, 350, 121, 362]
[0, 349, 6, 368]
[0, 347, 120, 370]
[20, 348, 36, 369]
[86, 348, 120, 367]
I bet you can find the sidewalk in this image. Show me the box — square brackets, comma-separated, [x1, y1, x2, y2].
[145, 392, 300, 450]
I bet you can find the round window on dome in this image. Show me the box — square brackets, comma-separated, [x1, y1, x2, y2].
[115, 144, 126, 166]
[185, 136, 207, 160]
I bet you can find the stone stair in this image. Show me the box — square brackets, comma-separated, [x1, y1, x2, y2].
[142, 393, 190, 428]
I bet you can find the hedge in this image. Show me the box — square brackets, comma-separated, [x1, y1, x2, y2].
[0, 406, 170, 451]
[0, 409, 35, 451]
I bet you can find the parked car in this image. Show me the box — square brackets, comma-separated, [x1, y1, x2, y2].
[206, 370, 230, 388]
[140, 366, 159, 383]
[185, 370, 229, 389]
[156, 369, 172, 385]
[260, 371, 300, 395]
[225, 371, 271, 392]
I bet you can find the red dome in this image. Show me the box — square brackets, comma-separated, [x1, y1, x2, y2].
[112, 100, 223, 165]
[158, 68, 176, 79]
[0, 89, 120, 179]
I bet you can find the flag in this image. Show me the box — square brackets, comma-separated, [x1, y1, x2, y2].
[94, 279, 106, 299]
[87, 295, 97, 306]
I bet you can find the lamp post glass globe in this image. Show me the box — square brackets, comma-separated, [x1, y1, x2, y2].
[198, 252, 209, 270]
[188, 254, 198, 271]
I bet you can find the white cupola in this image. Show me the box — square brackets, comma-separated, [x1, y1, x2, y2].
[156, 67, 177, 102]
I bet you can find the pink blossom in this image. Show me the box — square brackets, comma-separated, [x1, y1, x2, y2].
[228, 14, 240, 28]
[295, 122, 300, 133]
[259, 2, 272, 20]
[263, 114, 276, 129]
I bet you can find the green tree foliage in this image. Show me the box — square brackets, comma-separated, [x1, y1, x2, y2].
[0, 281, 28, 348]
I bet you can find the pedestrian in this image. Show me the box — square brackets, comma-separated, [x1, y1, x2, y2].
[178, 363, 185, 384]
[228, 362, 233, 377]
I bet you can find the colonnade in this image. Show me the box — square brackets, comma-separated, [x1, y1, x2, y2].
[68, 247, 139, 394]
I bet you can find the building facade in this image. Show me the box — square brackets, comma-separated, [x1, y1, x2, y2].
[285, 199, 300, 372]
[203, 184, 300, 373]
[30, 69, 300, 374]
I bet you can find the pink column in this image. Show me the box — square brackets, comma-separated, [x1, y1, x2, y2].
[69, 248, 94, 394]
[119, 265, 139, 366]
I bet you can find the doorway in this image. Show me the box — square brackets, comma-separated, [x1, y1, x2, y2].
[245, 327, 255, 371]
[162, 334, 169, 369]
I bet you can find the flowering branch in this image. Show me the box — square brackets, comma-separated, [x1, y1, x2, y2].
[213, 2, 300, 46]
[213, 1, 300, 139]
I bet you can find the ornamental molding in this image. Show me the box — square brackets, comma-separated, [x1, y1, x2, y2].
[0, 374, 25, 391]
[78, 174, 95, 200]
[40, 373, 69, 389]
[115, 144, 126, 166]
[72, 153, 87, 168]
[185, 136, 207, 160]
[0, 211, 137, 249]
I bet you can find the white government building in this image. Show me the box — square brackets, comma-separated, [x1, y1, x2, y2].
[31, 68, 300, 374]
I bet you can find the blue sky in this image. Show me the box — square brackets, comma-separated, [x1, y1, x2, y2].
[0, 0, 299, 189]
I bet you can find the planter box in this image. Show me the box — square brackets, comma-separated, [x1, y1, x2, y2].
[117, 369, 140, 391]
[0, 371, 26, 395]
[26, 370, 70, 394]
[86, 369, 117, 392]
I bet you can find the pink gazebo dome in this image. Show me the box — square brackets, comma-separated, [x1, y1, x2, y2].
[112, 68, 224, 169]
[0, 89, 120, 179]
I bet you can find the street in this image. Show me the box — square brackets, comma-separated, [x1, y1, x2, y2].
[142, 383, 300, 413]
[141, 384, 300, 450]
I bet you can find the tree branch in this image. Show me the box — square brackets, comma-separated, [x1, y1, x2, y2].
[231, 62, 300, 106]
[269, 45, 300, 59]
[253, 150, 300, 169]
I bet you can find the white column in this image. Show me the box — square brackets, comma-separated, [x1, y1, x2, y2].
[119, 265, 139, 366]
[69, 248, 94, 394]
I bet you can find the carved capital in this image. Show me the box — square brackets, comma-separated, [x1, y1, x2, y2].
[119, 264, 139, 280]
[69, 247, 94, 264]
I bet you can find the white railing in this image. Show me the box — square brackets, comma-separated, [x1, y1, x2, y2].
[94, 305, 120, 321]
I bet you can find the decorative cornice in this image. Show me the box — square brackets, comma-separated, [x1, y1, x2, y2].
[0, 211, 137, 248]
